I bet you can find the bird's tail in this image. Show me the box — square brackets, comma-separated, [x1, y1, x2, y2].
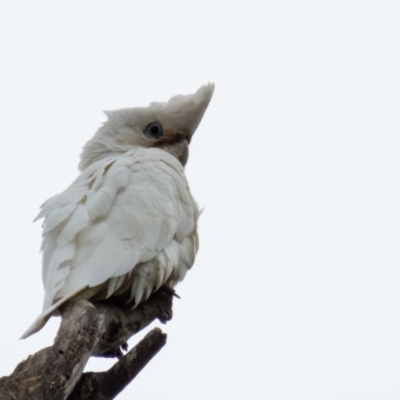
[20, 288, 83, 339]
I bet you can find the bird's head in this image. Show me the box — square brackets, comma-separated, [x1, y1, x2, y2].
[79, 83, 214, 171]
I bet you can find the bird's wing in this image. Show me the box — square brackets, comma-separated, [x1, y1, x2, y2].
[22, 148, 189, 338]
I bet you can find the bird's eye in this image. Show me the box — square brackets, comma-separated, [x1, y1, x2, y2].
[143, 122, 163, 139]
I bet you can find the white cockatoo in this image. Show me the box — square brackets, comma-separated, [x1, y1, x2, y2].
[22, 83, 214, 339]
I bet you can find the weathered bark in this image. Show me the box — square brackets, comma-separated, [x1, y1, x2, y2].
[0, 288, 173, 400]
[68, 329, 166, 400]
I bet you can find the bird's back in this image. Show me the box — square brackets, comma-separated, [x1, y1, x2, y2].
[22, 82, 213, 339]
[22, 148, 199, 339]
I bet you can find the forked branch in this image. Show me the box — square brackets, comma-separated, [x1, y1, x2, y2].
[0, 288, 174, 400]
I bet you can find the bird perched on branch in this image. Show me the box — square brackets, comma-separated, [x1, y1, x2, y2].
[22, 83, 214, 339]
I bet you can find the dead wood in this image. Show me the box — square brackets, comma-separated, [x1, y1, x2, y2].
[0, 288, 173, 400]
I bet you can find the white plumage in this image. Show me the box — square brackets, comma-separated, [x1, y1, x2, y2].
[22, 83, 214, 339]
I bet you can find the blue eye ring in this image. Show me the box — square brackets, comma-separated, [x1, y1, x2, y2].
[143, 122, 163, 139]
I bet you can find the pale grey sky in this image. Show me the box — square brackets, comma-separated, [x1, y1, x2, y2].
[1, 1, 400, 399]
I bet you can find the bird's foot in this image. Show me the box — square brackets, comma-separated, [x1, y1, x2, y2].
[157, 305, 172, 324]
[154, 286, 177, 323]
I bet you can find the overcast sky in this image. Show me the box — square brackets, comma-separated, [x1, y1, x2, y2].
[1, 1, 400, 399]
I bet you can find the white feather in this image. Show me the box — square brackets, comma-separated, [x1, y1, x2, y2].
[21, 83, 214, 339]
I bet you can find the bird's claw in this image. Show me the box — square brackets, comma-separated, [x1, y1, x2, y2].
[157, 305, 172, 324]
[160, 286, 181, 299]
[115, 347, 124, 360]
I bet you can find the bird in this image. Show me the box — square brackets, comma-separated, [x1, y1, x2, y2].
[21, 83, 214, 339]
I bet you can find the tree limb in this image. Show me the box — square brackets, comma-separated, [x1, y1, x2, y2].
[0, 288, 173, 400]
[68, 328, 167, 400]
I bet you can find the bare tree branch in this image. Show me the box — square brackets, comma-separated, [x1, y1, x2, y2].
[0, 288, 174, 400]
[68, 328, 167, 400]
